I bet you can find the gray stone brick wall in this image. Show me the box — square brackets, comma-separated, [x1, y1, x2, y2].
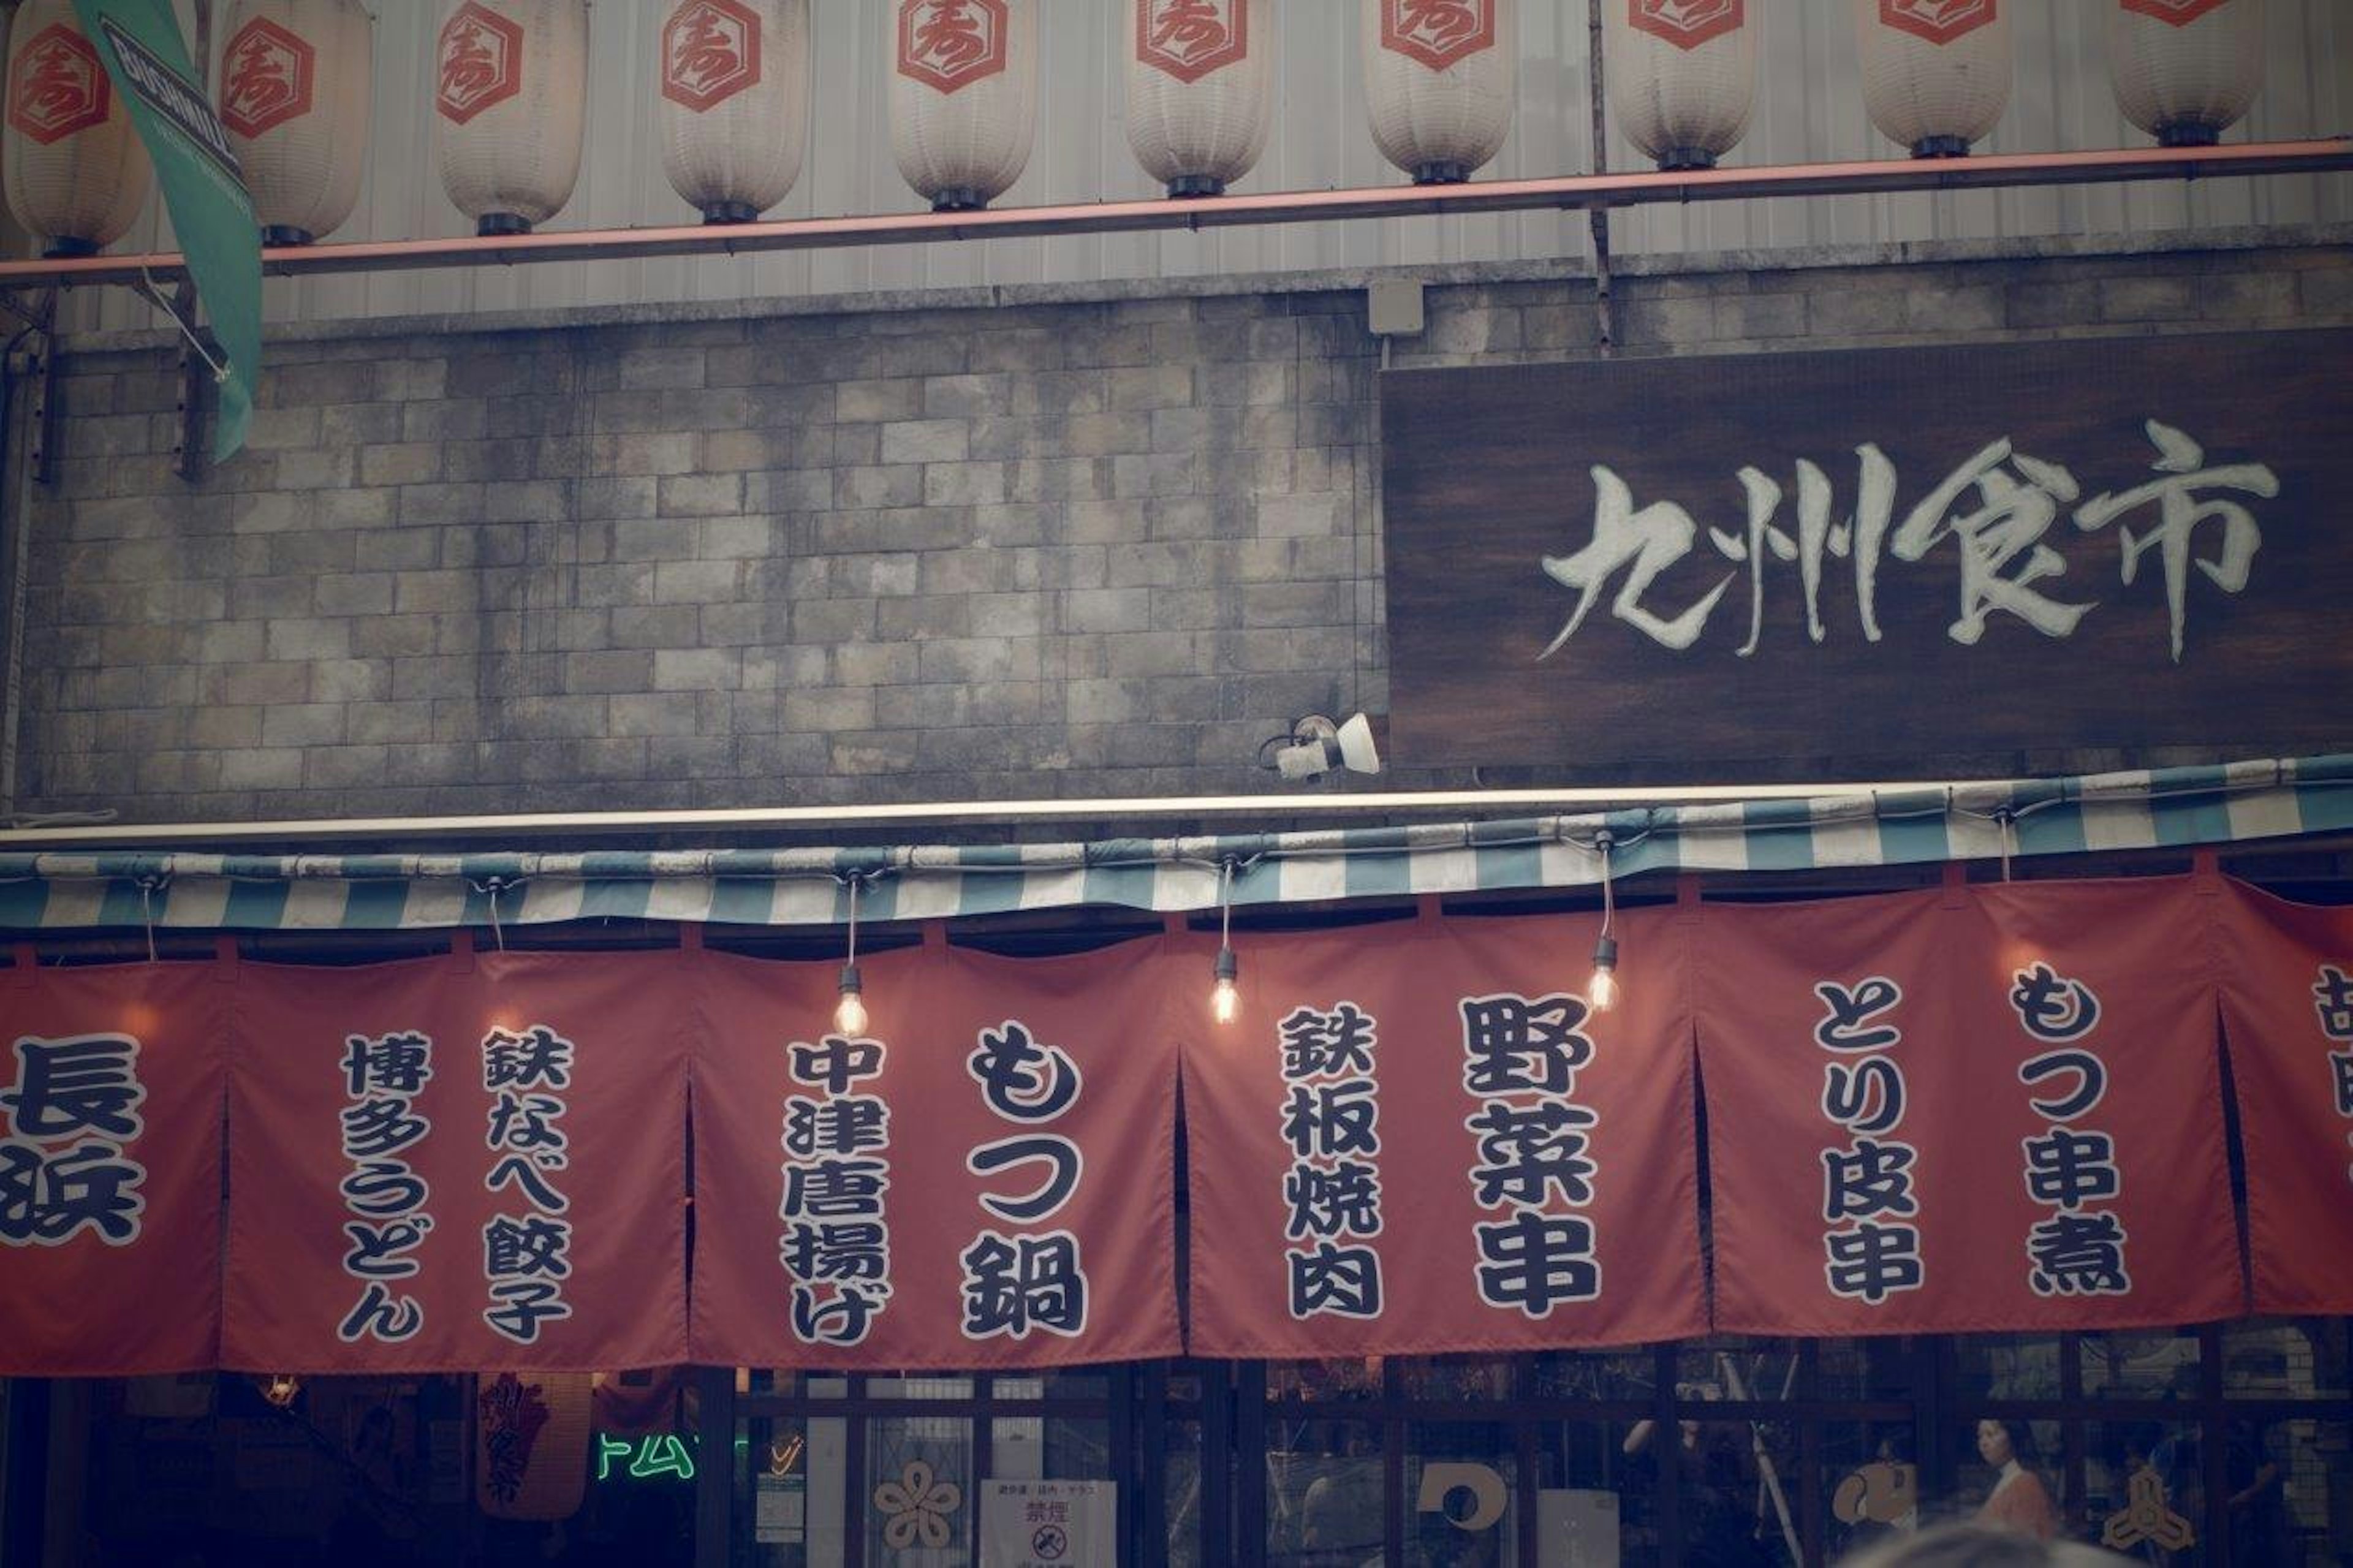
[7, 233, 2349, 823]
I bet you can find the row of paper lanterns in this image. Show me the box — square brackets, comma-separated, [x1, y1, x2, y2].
[2, 0, 2273, 259]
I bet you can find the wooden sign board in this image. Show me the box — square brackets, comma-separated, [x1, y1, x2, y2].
[1381, 329, 2353, 782]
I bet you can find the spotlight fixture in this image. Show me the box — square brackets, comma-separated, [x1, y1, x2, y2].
[1587, 830, 1620, 1014]
[1260, 713, 1382, 781]
[260, 1374, 301, 1409]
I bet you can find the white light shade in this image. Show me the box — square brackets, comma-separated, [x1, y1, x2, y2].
[220, 0, 371, 245]
[1125, 0, 1273, 197]
[2107, 0, 2265, 148]
[1855, 0, 2012, 158]
[887, 0, 1037, 212]
[1602, 0, 1756, 172]
[1361, 0, 1516, 185]
[658, 0, 808, 222]
[433, 0, 587, 235]
[2, 0, 152, 257]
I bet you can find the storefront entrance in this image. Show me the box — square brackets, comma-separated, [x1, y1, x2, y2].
[10, 1320, 2350, 1566]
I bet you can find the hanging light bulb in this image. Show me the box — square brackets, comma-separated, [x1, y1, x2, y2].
[260, 1373, 300, 1409]
[834, 963, 867, 1036]
[1211, 857, 1240, 1025]
[1587, 934, 1621, 1014]
[1586, 829, 1621, 1014]
[834, 873, 868, 1036]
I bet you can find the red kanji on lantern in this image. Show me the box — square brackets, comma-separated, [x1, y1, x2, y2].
[1877, 0, 1999, 45]
[1382, 0, 1495, 70]
[437, 1, 524, 125]
[1135, 0, 1248, 85]
[7, 23, 108, 145]
[221, 16, 315, 140]
[2120, 0, 2232, 24]
[662, 0, 762, 112]
[897, 0, 1009, 94]
[1626, 0, 1743, 52]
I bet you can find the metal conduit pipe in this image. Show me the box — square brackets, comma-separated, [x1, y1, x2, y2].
[0, 140, 2345, 290]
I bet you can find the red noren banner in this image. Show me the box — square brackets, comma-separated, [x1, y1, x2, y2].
[1182, 906, 1706, 1357]
[222, 949, 691, 1372]
[1696, 877, 2241, 1336]
[688, 934, 1184, 1369]
[1, 953, 227, 1374]
[2215, 881, 2353, 1315]
[2, 879, 2319, 1373]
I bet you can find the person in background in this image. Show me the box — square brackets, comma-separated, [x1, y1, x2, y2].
[1624, 1398, 1778, 1567]
[2219, 1418, 2292, 1566]
[1973, 1420, 2059, 1541]
[328, 1404, 412, 1566]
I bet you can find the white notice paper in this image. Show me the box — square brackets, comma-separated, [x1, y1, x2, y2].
[980, 1479, 1116, 1567]
[755, 1474, 806, 1544]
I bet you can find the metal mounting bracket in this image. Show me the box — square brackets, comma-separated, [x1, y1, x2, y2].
[171, 282, 210, 482]
[0, 288, 53, 336]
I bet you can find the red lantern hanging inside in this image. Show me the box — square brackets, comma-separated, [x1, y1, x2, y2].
[219, 0, 372, 246]
[1126, 0, 1273, 199]
[1362, 0, 1516, 186]
[888, 0, 1037, 213]
[474, 1372, 593, 1521]
[433, 0, 588, 237]
[2, 0, 153, 258]
[658, 0, 808, 224]
[1602, 0, 1756, 173]
[2107, 0, 2265, 148]
[1855, 0, 2013, 159]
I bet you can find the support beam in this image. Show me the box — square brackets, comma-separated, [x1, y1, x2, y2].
[1585, 0, 1615, 357]
[26, 346, 56, 487]
[1, 140, 2345, 290]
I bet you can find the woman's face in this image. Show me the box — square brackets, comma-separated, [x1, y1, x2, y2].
[1977, 1420, 2014, 1467]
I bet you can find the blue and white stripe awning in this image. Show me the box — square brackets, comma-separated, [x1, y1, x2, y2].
[1, 755, 2347, 933]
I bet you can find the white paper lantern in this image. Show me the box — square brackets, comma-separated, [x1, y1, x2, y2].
[1602, 0, 1756, 172]
[1855, 0, 2012, 158]
[888, 0, 1036, 212]
[1362, 0, 1515, 185]
[2107, 0, 2265, 148]
[433, 0, 586, 236]
[658, 0, 808, 222]
[1126, 0, 1273, 198]
[219, 0, 371, 246]
[2, 0, 152, 257]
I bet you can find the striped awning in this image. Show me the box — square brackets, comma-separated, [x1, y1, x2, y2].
[1, 754, 2347, 933]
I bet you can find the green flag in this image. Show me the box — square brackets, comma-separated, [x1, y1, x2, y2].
[71, 0, 260, 462]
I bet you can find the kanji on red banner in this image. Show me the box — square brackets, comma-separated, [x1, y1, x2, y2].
[2216, 880, 2353, 1314]
[222, 947, 689, 1371]
[0, 953, 227, 1374]
[1697, 877, 2240, 1335]
[689, 933, 1183, 1369]
[1183, 906, 1704, 1357]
